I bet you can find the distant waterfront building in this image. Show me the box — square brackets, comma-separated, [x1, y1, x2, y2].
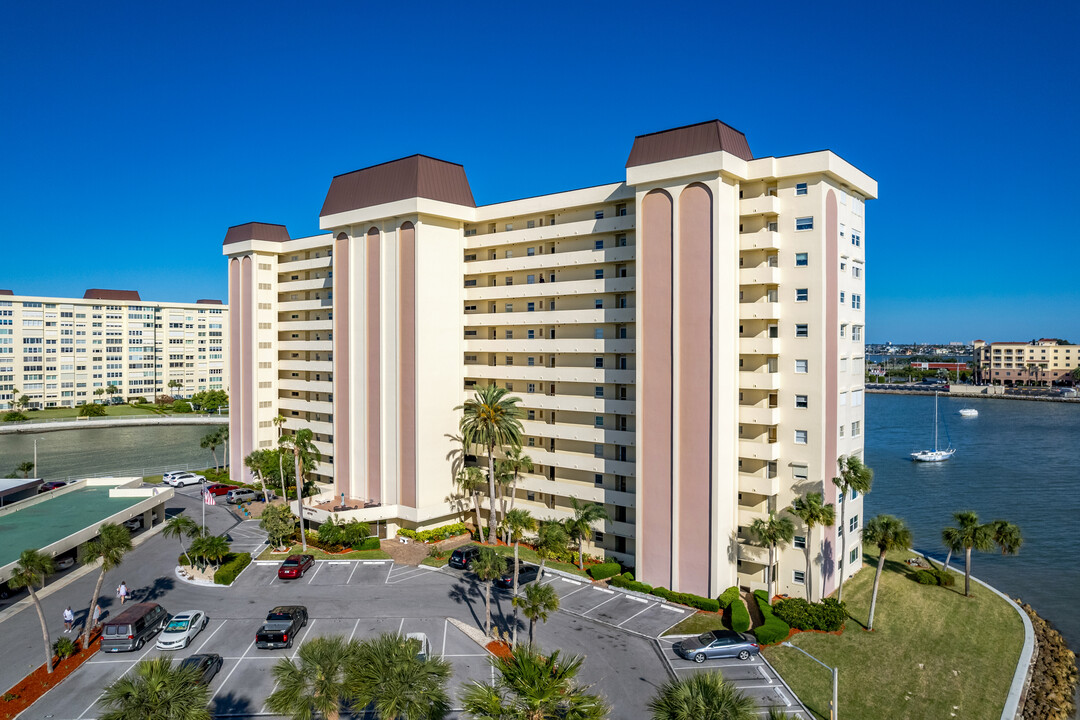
[0, 289, 228, 409]
[224, 120, 876, 599]
[973, 339, 1078, 386]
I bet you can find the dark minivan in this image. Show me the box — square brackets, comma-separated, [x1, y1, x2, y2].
[101, 603, 169, 652]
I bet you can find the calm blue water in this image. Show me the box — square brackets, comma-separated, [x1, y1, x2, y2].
[866, 393, 1080, 652]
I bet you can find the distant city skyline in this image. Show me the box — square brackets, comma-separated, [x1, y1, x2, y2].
[1, 2, 1077, 341]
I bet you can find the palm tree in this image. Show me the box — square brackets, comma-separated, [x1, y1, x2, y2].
[8, 549, 55, 673]
[565, 497, 608, 570]
[947, 510, 995, 597]
[16, 460, 34, 478]
[990, 519, 1023, 556]
[472, 546, 505, 637]
[266, 635, 359, 720]
[862, 514, 912, 631]
[513, 581, 560, 646]
[495, 460, 515, 539]
[105, 384, 120, 403]
[941, 527, 965, 574]
[200, 429, 222, 470]
[461, 645, 608, 719]
[272, 414, 287, 498]
[501, 447, 533, 538]
[81, 523, 133, 648]
[163, 514, 200, 568]
[455, 466, 486, 533]
[457, 385, 524, 544]
[787, 492, 835, 602]
[280, 427, 321, 552]
[647, 671, 756, 720]
[535, 521, 568, 579]
[98, 657, 210, 720]
[749, 513, 795, 600]
[503, 508, 536, 646]
[195, 535, 231, 571]
[349, 633, 452, 720]
[832, 455, 874, 602]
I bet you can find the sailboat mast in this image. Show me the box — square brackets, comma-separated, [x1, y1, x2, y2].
[934, 392, 939, 451]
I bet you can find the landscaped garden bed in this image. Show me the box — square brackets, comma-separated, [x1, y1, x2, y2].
[0, 633, 100, 719]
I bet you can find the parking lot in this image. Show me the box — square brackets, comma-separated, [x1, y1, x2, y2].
[29, 612, 492, 719]
[536, 573, 690, 638]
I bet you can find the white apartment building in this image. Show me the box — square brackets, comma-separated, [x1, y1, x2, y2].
[0, 289, 228, 409]
[225, 121, 875, 598]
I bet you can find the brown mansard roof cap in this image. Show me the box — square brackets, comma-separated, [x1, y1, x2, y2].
[83, 289, 141, 301]
[0, 290, 12, 296]
[626, 119, 754, 167]
[196, 299, 223, 305]
[223, 222, 291, 246]
[320, 154, 476, 217]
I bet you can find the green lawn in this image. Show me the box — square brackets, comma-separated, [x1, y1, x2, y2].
[662, 610, 728, 636]
[421, 555, 450, 568]
[763, 551, 1024, 719]
[257, 544, 391, 561]
[3, 404, 168, 421]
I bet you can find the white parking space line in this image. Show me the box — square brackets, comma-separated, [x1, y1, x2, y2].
[758, 665, 772, 683]
[211, 637, 257, 701]
[292, 620, 316, 657]
[660, 604, 685, 613]
[398, 618, 405, 634]
[386, 563, 395, 583]
[560, 578, 582, 586]
[77, 642, 156, 719]
[349, 618, 361, 641]
[593, 587, 615, 595]
[194, 619, 229, 653]
[559, 584, 591, 601]
[306, 563, 323, 583]
[441, 618, 448, 657]
[624, 595, 649, 604]
[347, 562, 360, 584]
[582, 595, 618, 616]
[616, 602, 658, 627]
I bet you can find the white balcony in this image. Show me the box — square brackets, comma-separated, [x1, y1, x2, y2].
[739, 439, 781, 462]
[278, 397, 334, 414]
[466, 365, 635, 385]
[464, 308, 635, 328]
[278, 299, 332, 313]
[278, 378, 333, 394]
[465, 277, 635, 302]
[279, 360, 333, 373]
[515, 394, 635, 416]
[739, 302, 780, 321]
[278, 278, 332, 293]
[738, 337, 779, 356]
[520, 420, 635, 446]
[739, 195, 780, 217]
[737, 540, 769, 564]
[465, 339, 634, 354]
[739, 230, 781, 251]
[464, 215, 636, 250]
[280, 320, 333, 332]
[278, 256, 332, 273]
[282, 417, 332, 435]
[278, 340, 333, 352]
[739, 266, 780, 286]
[466, 245, 635, 275]
[738, 471, 780, 497]
[526, 448, 636, 477]
[738, 371, 780, 391]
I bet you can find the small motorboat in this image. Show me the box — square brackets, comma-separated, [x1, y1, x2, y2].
[958, 408, 978, 417]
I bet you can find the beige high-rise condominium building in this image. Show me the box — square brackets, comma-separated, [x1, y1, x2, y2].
[225, 121, 876, 598]
[0, 289, 228, 409]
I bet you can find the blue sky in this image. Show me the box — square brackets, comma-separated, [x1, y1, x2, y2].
[1, 1, 1077, 343]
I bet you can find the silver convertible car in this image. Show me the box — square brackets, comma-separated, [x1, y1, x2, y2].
[156, 610, 209, 650]
[672, 630, 761, 663]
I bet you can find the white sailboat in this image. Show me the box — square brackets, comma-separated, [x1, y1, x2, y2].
[911, 392, 955, 462]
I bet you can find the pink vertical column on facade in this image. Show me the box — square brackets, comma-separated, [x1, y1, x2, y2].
[823, 190, 840, 596]
[677, 183, 714, 597]
[366, 227, 381, 503]
[333, 233, 351, 497]
[640, 190, 674, 589]
[228, 258, 243, 476]
[398, 222, 417, 509]
[240, 256, 254, 483]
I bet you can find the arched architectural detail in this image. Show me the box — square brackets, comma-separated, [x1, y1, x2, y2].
[239, 255, 254, 481]
[398, 221, 417, 508]
[228, 257, 243, 476]
[366, 226, 381, 502]
[333, 232, 351, 496]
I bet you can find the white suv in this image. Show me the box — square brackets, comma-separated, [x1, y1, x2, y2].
[165, 472, 205, 487]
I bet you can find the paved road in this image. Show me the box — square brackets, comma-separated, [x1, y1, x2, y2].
[1, 490, 808, 718]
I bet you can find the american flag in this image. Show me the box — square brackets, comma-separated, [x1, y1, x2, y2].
[203, 489, 216, 506]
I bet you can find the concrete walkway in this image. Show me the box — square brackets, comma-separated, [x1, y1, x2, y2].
[0, 415, 227, 434]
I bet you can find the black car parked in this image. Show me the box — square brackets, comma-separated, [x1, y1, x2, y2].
[448, 545, 481, 570]
[179, 653, 224, 684]
[495, 560, 539, 589]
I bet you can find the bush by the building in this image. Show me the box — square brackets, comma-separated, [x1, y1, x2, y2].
[587, 562, 622, 581]
[729, 596, 752, 632]
[355, 537, 381, 551]
[751, 589, 791, 645]
[772, 597, 847, 632]
[213, 552, 252, 585]
[609, 573, 653, 594]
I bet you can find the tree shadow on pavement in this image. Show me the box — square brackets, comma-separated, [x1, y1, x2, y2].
[448, 580, 482, 628]
[211, 692, 257, 717]
[131, 576, 175, 603]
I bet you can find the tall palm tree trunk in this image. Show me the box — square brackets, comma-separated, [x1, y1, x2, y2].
[295, 450, 306, 552]
[768, 546, 776, 600]
[484, 580, 492, 636]
[537, 556, 547, 580]
[29, 587, 53, 673]
[804, 537, 813, 602]
[486, 443, 497, 544]
[868, 550, 887, 630]
[529, 618, 536, 645]
[943, 549, 953, 573]
[512, 540, 521, 647]
[278, 451, 286, 501]
[471, 491, 483, 536]
[578, 538, 584, 571]
[964, 546, 972, 596]
[82, 568, 107, 648]
[837, 498, 848, 602]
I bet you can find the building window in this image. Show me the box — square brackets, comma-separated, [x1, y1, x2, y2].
[795, 324, 809, 338]
[840, 324, 847, 338]
[594, 415, 604, 427]
[594, 240, 604, 250]
[527, 274, 535, 284]
[594, 386, 604, 398]
[852, 294, 862, 310]
[853, 266, 862, 279]
[594, 444, 604, 458]
[793, 464, 808, 481]
[795, 252, 808, 267]
[595, 299, 603, 309]
[595, 357, 604, 368]
[527, 302, 535, 312]
[849, 515, 859, 533]
[850, 546, 860, 564]
[595, 269, 604, 280]
[852, 325, 863, 341]
[595, 474, 603, 485]
[594, 328, 604, 339]
[852, 421, 861, 437]
[795, 430, 808, 444]
[795, 359, 808, 373]
[840, 291, 846, 304]
[795, 395, 808, 408]
[796, 217, 814, 231]
[595, 211, 604, 220]
[793, 570, 805, 584]
[794, 535, 806, 549]
[796, 288, 808, 302]
[852, 232, 861, 247]
[795, 182, 808, 196]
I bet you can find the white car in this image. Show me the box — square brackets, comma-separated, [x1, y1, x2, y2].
[165, 473, 205, 487]
[156, 610, 209, 650]
[123, 517, 143, 531]
[406, 632, 431, 661]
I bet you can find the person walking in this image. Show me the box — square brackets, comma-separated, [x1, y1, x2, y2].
[63, 606, 74, 632]
[116, 581, 128, 605]
[92, 603, 102, 630]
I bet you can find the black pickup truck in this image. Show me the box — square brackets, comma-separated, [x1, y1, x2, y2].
[255, 606, 308, 649]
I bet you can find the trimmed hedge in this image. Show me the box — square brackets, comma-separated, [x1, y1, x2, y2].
[729, 597, 751, 632]
[609, 573, 653, 594]
[717, 585, 740, 609]
[914, 569, 937, 585]
[652, 587, 721, 613]
[772, 597, 847, 632]
[588, 562, 622, 581]
[752, 590, 791, 645]
[397, 522, 469, 543]
[354, 537, 381, 551]
[214, 552, 252, 585]
[914, 567, 956, 587]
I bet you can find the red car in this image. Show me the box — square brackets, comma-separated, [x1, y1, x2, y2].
[277, 555, 315, 580]
[205, 484, 238, 496]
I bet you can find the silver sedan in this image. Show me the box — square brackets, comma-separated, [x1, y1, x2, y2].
[156, 610, 209, 650]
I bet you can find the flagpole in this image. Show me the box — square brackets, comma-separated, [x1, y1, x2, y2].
[201, 485, 206, 534]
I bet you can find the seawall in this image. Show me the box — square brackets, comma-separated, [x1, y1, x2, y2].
[0, 415, 228, 435]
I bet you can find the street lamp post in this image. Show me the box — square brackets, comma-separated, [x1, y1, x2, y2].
[781, 641, 838, 720]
